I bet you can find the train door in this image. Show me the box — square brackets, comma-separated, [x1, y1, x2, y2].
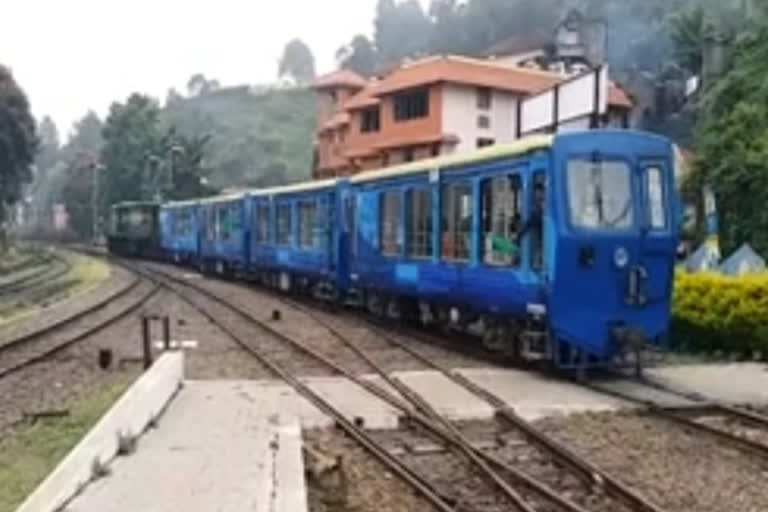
[636, 160, 677, 307]
[338, 182, 356, 292]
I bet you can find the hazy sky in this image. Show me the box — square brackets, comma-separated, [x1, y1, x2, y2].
[3, 0, 429, 139]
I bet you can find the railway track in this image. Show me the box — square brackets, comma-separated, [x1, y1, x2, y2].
[0, 271, 161, 381]
[134, 261, 664, 512]
[582, 373, 768, 461]
[0, 251, 71, 296]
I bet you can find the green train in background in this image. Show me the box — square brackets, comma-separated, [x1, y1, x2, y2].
[106, 201, 162, 258]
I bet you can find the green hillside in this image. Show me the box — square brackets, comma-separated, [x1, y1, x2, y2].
[163, 86, 315, 189]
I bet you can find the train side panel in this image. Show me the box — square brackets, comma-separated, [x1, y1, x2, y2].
[199, 196, 249, 271]
[160, 202, 200, 262]
[249, 185, 340, 291]
[349, 152, 547, 318]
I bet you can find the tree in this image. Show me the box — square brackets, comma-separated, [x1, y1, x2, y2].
[0, 64, 37, 249]
[278, 39, 317, 85]
[337, 35, 378, 76]
[374, 0, 431, 64]
[35, 116, 60, 172]
[691, 23, 768, 256]
[186, 73, 220, 97]
[100, 94, 165, 210]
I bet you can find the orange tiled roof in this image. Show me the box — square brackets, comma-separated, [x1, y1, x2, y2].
[344, 81, 382, 110]
[607, 86, 632, 109]
[313, 70, 367, 90]
[370, 56, 632, 108]
[373, 56, 560, 96]
[320, 111, 351, 131]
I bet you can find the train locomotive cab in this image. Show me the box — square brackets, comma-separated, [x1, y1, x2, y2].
[545, 131, 678, 369]
[106, 201, 162, 258]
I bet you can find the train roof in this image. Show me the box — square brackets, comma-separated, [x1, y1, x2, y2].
[248, 178, 338, 197]
[162, 198, 201, 208]
[197, 192, 247, 205]
[349, 134, 554, 184]
[111, 201, 159, 209]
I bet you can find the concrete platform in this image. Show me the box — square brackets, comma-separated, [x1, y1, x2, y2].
[47, 364, 743, 512]
[394, 370, 496, 421]
[588, 378, 696, 408]
[648, 363, 768, 405]
[18, 353, 184, 512]
[64, 383, 307, 512]
[458, 368, 631, 420]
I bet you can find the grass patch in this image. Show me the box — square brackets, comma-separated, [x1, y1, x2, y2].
[0, 373, 136, 512]
[66, 253, 111, 294]
[0, 245, 45, 275]
[0, 253, 111, 327]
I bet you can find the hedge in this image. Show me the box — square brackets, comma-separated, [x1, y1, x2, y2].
[672, 271, 768, 355]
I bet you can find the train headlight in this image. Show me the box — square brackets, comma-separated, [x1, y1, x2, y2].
[614, 247, 629, 268]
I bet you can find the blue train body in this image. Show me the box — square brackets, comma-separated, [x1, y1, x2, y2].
[159, 200, 201, 263]
[133, 130, 679, 370]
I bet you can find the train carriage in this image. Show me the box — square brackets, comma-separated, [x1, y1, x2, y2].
[346, 130, 678, 368]
[159, 200, 201, 263]
[198, 193, 249, 274]
[106, 129, 679, 371]
[247, 179, 345, 296]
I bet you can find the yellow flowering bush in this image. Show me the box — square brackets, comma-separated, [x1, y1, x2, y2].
[672, 271, 768, 354]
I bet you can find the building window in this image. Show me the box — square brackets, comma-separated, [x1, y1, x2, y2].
[253, 203, 270, 243]
[276, 203, 292, 245]
[477, 115, 491, 129]
[477, 138, 495, 148]
[299, 200, 317, 249]
[477, 87, 492, 110]
[406, 188, 432, 258]
[431, 145, 440, 157]
[481, 175, 523, 267]
[403, 147, 415, 162]
[394, 88, 429, 121]
[380, 190, 401, 256]
[361, 107, 380, 133]
[441, 183, 473, 262]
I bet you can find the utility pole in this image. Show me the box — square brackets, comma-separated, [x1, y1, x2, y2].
[90, 161, 105, 243]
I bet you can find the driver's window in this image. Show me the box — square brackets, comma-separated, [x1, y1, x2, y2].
[646, 167, 666, 229]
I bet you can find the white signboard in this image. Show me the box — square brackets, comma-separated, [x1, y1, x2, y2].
[520, 90, 554, 134]
[519, 65, 610, 136]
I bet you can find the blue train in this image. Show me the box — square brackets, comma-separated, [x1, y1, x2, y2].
[109, 130, 680, 370]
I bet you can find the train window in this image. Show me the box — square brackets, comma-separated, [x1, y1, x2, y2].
[299, 200, 317, 249]
[276, 203, 293, 245]
[441, 182, 473, 262]
[530, 174, 545, 270]
[345, 194, 357, 258]
[567, 159, 634, 230]
[481, 175, 522, 267]
[254, 203, 270, 243]
[406, 188, 432, 258]
[205, 208, 217, 240]
[380, 190, 401, 256]
[646, 167, 666, 229]
[218, 204, 239, 241]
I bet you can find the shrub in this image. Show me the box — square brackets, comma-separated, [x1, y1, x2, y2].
[672, 271, 768, 356]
